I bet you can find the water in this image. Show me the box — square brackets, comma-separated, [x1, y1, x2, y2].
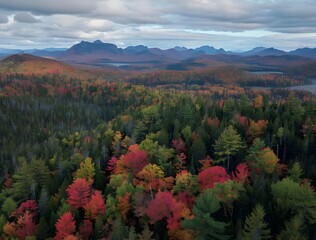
[287, 79, 316, 95]
[102, 62, 132, 67]
[247, 79, 316, 96]
[249, 71, 284, 75]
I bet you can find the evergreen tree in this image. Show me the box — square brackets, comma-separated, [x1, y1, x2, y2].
[1, 197, 17, 217]
[277, 215, 307, 240]
[112, 217, 127, 240]
[243, 204, 271, 240]
[213, 125, 244, 171]
[182, 190, 230, 240]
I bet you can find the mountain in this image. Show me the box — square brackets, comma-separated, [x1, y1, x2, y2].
[173, 46, 189, 52]
[255, 48, 287, 56]
[0, 54, 83, 76]
[65, 40, 122, 55]
[289, 48, 316, 59]
[240, 47, 268, 56]
[124, 45, 149, 54]
[1, 41, 316, 70]
[195, 45, 226, 55]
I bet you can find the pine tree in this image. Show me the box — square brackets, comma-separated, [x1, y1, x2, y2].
[137, 224, 154, 240]
[74, 157, 95, 182]
[182, 189, 230, 240]
[39, 188, 49, 217]
[1, 197, 17, 217]
[277, 215, 307, 240]
[0, 215, 6, 235]
[243, 204, 271, 240]
[112, 217, 127, 240]
[125, 226, 137, 240]
[288, 162, 303, 182]
[213, 125, 244, 171]
[271, 178, 316, 224]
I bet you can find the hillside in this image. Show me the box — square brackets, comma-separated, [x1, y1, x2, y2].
[0, 54, 86, 77]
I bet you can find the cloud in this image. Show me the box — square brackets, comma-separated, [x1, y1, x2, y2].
[0, 15, 8, 24]
[0, 0, 96, 15]
[14, 12, 41, 23]
[0, 0, 316, 50]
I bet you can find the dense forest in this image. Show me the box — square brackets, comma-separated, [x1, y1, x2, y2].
[0, 72, 316, 239]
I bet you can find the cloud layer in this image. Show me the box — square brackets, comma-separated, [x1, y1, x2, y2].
[0, 0, 315, 50]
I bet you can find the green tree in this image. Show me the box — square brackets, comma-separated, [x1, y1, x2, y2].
[1, 197, 17, 217]
[11, 158, 49, 200]
[190, 136, 206, 164]
[0, 214, 6, 235]
[288, 162, 303, 182]
[243, 204, 271, 240]
[277, 215, 307, 240]
[182, 189, 230, 240]
[223, 97, 235, 118]
[74, 157, 96, 181]
[39, 188, 49, 217]
[112, 217, 127, 240]
[213, 125, 244, 170]
[134, 121, 148, 143]
[271, 178, 316, 224]
[126, 226, 137, 240]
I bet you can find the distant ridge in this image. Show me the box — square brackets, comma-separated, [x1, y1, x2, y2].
[0, 41, 315, 70]
[2, 53, 43, 63]
[0, 53, 82, 76]
[1, 41, 315, 60]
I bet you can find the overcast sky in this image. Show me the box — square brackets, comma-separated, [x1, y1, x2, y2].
[0, 0, 315, 51]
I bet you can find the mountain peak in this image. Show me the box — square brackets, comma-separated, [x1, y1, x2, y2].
[173, 46, 189, 52]
[195, 45, 224, 55]
[93, 40, 104, 44]
[66, 40, 120, 55]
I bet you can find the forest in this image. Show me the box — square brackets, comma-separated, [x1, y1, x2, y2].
[0, 71, 316, 240]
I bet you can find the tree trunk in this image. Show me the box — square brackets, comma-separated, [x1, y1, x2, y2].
[227, 155, 230, 171]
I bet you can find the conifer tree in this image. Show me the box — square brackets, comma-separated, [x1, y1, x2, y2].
[213, 125, 244, 171]
[243, 204, 271, 240]
[277, 215, 307, 240]
[182, 189, 230, 240]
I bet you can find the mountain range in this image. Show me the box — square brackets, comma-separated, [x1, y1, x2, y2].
[0, 40, 315, 70]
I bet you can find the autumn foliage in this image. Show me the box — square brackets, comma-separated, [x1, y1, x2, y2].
[84, 191, 106, 219]
[3, 211, 37, 239]
[55, 212, 76, 240]
[198, 166, 230, 190]
[124, 150, 149, 176]
[146, 191, 191, 230]
[67, 178, 91, 209]
[0, 68, 315, 239]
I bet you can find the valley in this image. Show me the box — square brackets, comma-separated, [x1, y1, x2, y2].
[0, 44, 315, 240]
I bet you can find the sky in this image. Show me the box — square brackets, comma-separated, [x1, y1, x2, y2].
[0, 0, 316, 51]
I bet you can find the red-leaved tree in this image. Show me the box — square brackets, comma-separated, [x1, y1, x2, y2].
[54, 212, 76, 240]
[106, 156, 118, 173]
[146, 191, 190, 230]
[79, 220, 93, 240]
[232, 163, 249, 184]
[3, 211, 37, 239]
[124, 150, 149, 176]
[67, 178, 91, 209]
[172, 138, 186, 153]
[15, 200, 38, 218]
[84, 191, 106, 219]
[198, 166, 230, 190]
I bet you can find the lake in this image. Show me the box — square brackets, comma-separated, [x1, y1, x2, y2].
[102, 62, 133, 67]
[247, 79, 316, 96]
[287, 79, 316, 95]
[249, 71, 284, 75]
